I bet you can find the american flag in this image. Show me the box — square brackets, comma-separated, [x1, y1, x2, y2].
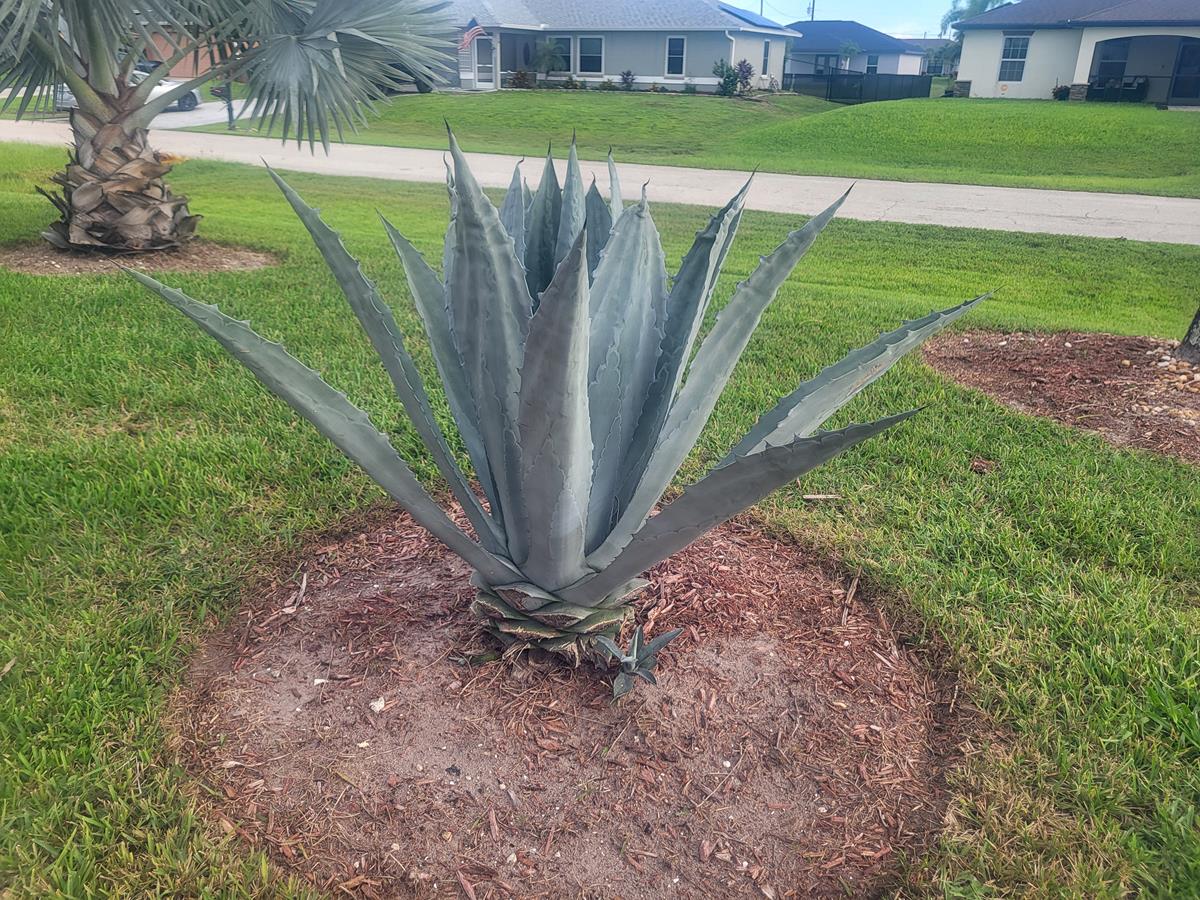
[459, 18, 486, 50]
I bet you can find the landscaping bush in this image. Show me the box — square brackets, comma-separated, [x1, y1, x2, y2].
[132, 136, 983, 697]
[509, 69, 535, 89]
[1051, 84, 1070, 101]
[713, 59, 739, 97]
[735, 59, 756, 94]
[683, 80, 698, 94]
[619, 69, 635, 91]
[597, 78, 617, 91]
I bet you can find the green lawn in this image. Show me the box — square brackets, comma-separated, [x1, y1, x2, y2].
[189, 90, 1200, 197]
[2, 143, 1199, 896]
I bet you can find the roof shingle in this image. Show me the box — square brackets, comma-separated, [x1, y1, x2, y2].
[442, 0, 788, 31]
[955, 0, 1200, 30]
[783, 20, 923, 54]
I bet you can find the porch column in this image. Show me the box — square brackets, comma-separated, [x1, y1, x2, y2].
[1068, 29, 1101, 100]
[1072, 29, 1102, 84]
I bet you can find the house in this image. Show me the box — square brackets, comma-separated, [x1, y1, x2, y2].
[907, 37, 960, 76]
[783, 20, 924, 76]
[954, 0, 1200, 104]
[442, 0, 792, 92]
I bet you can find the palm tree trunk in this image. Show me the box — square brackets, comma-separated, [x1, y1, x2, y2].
[40, 109, 201, 253]
[1179, 306, 1200, 366]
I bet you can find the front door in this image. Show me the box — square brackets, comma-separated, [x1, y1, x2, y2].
[474, 36, 495, 90]
[1171, 39, 1200, 104]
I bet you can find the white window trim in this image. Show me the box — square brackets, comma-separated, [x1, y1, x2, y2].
[865, 54, 879, 75]
[545, 34, 572, 77]
[998, 31, 1031, 83]
[665, 35, 687, 78]
[577, 34, 605, 75]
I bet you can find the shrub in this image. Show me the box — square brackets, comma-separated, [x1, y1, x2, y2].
[509, 69, 535, 89]
[134, 136, 984, 697]
[1051, 84, 1070, 101]
[734, 59, 755, 94]
[683, 80, 698, 94]
[597, 78, 617, 91]
[619, 69, 635, 91]
[712, 59, 738, 96]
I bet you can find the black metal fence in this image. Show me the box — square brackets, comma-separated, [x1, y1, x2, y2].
[783, 72, 932, 104]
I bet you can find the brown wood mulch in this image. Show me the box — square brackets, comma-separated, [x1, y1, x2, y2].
[924, 330, 1200, 465]
[0, 239, 277, 275]
[170, 511, 975, 899]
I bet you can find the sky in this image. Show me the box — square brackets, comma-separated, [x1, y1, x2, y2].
[726, 0, 953, 39]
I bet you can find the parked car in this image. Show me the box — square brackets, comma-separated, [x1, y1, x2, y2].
[55, 70, 201, 112]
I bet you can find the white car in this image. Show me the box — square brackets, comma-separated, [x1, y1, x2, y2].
[55, 70, 201, 112]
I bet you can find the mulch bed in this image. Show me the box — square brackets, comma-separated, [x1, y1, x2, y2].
[171, 511, 974, 898]
[924, 330, 1200, 465]
[0, 239, 277, 275]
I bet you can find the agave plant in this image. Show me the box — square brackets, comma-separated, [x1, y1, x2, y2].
[129, 133, 984, 694]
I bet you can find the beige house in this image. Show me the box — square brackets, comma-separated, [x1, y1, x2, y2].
[442, 0, 791, 92]
[955, 0, 1200, 104]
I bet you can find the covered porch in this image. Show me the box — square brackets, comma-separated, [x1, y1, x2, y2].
[1071, 32, 1200, 105]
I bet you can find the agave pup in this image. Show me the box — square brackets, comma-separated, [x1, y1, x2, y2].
[130, 133, 984, 694]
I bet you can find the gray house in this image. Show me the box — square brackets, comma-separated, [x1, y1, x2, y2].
[442, 0, 792, 92]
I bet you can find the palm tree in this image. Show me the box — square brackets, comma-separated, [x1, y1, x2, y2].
[0, 1, 450, 253]
[1180, 306, 1200, 365]
[940, 0, 1004, 36]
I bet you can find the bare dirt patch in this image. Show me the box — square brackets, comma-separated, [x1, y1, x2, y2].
[925, 330, 1200, 465]
[171, 512, 972, 898]
[0, 239, 277, 275]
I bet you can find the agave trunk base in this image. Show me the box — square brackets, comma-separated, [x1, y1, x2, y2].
[469, 574, 647, 665]
[40, 112, 201, 253]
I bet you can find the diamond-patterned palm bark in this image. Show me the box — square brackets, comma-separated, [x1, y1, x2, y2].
[39, 111, 200, 252]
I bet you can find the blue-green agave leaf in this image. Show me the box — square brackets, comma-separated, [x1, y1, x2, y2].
[554, 138, 587, 273]
[640, 627, 683, 660]
[722, 293, 990, 463]
[127, 268, 517, 586]
[565, 411, 914, 603]
[607, 147, 623, 220]
[524, 148, 561, 301]
[612, 176, 752, 520]
[266, 167, 503, 553]
[380, 217, 501, 520]
[445, 129, 532, 545]
[499, 160, 527, 264]
[589, 189, 850, 568]
[583, 178, 612, 282]
[594, 634, 628, 663]
[629, 624, 644, 660]
[513, 229, 593, 590]
[613, 671, 635, 698]
[585, 187, 669, 550]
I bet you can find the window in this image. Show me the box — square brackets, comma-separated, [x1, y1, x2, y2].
[762, 40, 770, 75]
[814, 53, 839, 74]
[865, 54, 879, 74]
[1095, 37, 1130, 83]
[998, 34, 1029, 81]
[578, 36, 603, 74]
[666, 36, 685, 76]
[549, 36, 571, 73]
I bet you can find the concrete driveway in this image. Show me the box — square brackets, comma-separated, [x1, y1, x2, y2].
[4, 118, 1199, 246]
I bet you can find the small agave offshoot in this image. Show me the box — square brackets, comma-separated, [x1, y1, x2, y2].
[129, 131, 985, 698]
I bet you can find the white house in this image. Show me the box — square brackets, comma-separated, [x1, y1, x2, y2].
[442, 0, 792, 92]
[955, 0, 1200, 104]
[783, 20, 924, 76]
